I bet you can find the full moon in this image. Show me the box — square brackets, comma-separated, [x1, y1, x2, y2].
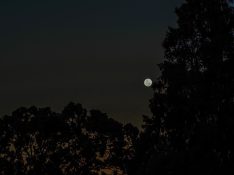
[144, 78, 152, 87]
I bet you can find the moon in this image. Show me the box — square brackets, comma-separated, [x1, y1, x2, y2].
[144, 78, 152, 87]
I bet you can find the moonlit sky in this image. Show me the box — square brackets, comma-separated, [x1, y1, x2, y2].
[0, 0, 183, 127]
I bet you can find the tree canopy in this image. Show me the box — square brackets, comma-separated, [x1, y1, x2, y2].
[0, 102, 139, 175]
[134, 0, 234, 174]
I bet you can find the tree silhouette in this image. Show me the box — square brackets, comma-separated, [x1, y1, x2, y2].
[0, 102, 139, 175]
[134, 0, 234, 174]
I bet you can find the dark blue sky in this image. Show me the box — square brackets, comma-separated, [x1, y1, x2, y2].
[0, 0, 183, 126]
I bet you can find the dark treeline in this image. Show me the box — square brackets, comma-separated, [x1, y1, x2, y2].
[1, 0, 234, 174]
[0, 103, 139, 175]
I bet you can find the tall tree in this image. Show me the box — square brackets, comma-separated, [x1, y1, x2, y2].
[135, 0, 234, 174]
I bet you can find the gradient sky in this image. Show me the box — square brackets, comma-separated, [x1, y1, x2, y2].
[0, 0, 183, 127]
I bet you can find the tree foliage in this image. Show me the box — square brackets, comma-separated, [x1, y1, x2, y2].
[0, 102, 139, 175]
[135, 0, 234, 174]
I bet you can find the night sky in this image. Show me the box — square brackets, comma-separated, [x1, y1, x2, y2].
[0, 0, 183, 127]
